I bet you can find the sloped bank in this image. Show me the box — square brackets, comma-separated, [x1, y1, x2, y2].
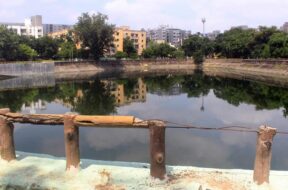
[203, 59, 288, 86]
[54, 59, 196, 77]
[0, 151, 286, 190]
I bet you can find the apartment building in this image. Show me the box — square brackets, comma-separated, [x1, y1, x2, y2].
[113, 26, 146, 55]
[146, 25, 191, 47]
[0, 15, 73, 38]
[43, 24, 72, 35]
[0, 15, 44, 38]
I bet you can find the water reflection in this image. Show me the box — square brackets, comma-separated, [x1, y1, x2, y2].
[1, 73, 288, 170]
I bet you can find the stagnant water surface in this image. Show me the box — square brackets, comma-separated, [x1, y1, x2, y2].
[1, 73, 288, 170]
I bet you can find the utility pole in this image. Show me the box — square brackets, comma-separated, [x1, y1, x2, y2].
[201, 18, 206, 36]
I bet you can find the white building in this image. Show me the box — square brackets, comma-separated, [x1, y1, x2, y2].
[0, 15, 43, 38]
[146, 25, 191, 47]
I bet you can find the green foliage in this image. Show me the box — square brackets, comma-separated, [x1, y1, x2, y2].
[182, 34, 213, 63]
[123, 37, 137, 58]
[193, 50, 204, 64]
[214, 28, 255, 58]
[114, 51, 127, 59]
[171, 49, 185, 59]
[18, 44, 37, 60]
[182, 34, 213, 57]
[58, 41, 77, 59]
[0, 26, 20, 60]
[268, 32, 288, 58]
[32, 36, 61, 59]
[142, 42, 179, 58]
[74, 12, 115, 60]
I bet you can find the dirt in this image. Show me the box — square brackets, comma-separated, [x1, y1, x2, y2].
[168, 170, 248, 190]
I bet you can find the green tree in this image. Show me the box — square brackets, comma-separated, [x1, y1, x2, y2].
[58, 41, 77, 59]
[123, 37, 137, 58]
[18, 44, 37, 60]
[171, 49, 185, 59]
[0, 26, 20, 61]
[32, 36, 61, 59]
[74, 13, 115, 60]
[215, 28, 255, 58]
[268, 32, 288, 58]
[142, 42, 177, 58]
[249, 27, 278, 58]
[114, 51, 127, 59]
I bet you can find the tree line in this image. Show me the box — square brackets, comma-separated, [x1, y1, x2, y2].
[2, 74, 288, 117]
[1, 12, 288, 61]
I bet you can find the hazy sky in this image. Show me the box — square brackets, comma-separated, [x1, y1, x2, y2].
[0, 0, 287, 33]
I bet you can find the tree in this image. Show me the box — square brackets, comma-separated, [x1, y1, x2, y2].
[268, 32, 288, 58]
[215, 28, 255, 58]
[74, 13, 115, 60]
[123, 37, 137, 58]
[114, 51, 127, 59]
[248, 27, 279, 58]
[32, 36, 61, 59]
[142, 42, 178, 58]
[0, 26, 20, 61]
[18, 44, 37, 60]
[58, 41, 77, 59]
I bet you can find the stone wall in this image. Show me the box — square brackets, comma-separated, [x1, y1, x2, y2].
[0, 62, 54, 76]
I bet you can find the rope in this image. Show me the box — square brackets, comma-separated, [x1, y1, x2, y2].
[146, 119, 288, 135]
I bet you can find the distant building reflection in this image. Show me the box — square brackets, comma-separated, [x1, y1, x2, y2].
[107, 78, 147, 106]
[21, 99, 46, 114]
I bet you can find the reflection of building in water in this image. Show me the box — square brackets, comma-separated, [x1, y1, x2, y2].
[21, 99, 46, 114]
[107, 78, 147, 106]
[152, 83, 182, 96]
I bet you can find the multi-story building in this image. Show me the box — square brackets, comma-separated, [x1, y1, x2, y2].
[206, 30, 221, 40]
[0, 15, 44, 38]
[0, 15, 73, 38]
[48, 29, 81, 49]
[107, 78, 147, 106]
[113, 26, 146, 55]
[280, 22, 288, 33]
[43, 24, 73, 35]
[146, 25, 191, 47]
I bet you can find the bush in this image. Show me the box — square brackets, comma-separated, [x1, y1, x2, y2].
[114, 51, 128, 59]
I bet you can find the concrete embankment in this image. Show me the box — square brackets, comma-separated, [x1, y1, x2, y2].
[54, 59, 196, 81]
[203, 59, 288, 86]
[54, 59, 196, 73]
[0, 62, 54, 76]
[0, 151, 285, 190]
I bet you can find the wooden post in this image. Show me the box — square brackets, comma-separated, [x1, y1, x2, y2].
[0, 114, 16, 161]
[64, 114, 80, 171]
[149, 120, 166, 179]
[253, 125, 276, 185]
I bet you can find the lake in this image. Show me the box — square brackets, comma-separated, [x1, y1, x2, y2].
[1, 72, 288, 170]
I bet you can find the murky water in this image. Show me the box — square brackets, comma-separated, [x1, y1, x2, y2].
[1, 72, 288, 170]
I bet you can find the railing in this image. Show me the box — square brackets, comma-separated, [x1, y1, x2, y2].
[0, 108, 166, 180]
[0, 108, 279, 185]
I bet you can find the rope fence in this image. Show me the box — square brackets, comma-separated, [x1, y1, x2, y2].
[0, 108, 284, 185]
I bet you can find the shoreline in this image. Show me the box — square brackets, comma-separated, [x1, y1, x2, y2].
[1, 59, 288, 90]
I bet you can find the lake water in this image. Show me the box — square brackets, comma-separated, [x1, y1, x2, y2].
[1, 72, 288, 170]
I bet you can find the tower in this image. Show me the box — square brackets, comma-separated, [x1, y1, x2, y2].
[201, 18, 206, 36]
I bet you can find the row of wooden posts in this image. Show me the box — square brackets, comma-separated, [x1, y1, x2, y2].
[0, 108, 277, 185]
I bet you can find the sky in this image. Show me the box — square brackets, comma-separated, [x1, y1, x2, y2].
[0, 0, 287, 33]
